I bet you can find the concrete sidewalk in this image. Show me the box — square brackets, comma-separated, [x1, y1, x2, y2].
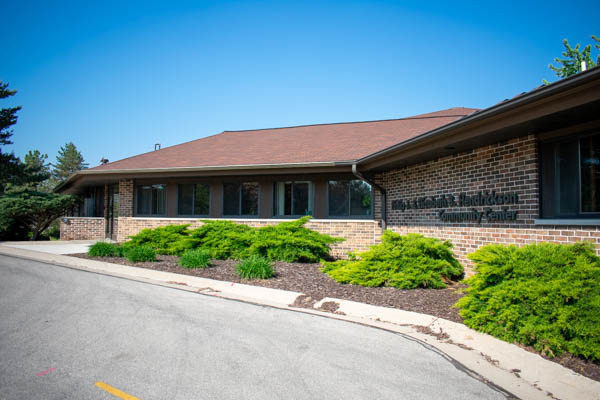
[1, 243, 598, 400]
[1, 240, 95, 254]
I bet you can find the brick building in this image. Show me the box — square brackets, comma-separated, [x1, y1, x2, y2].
[57, 68, 600, 267]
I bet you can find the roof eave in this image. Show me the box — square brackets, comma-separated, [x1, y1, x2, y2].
[357, 67, 600, 166]
[55, 161, 356, 192]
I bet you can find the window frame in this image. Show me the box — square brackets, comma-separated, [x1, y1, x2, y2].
[326, 179, 374, 219]
[221, 182, 260, 217]
[272, 181, 314, 218]
[540, 130, 600, 220]
[176, 183, 211, 217]
[135, 183, 168, 217]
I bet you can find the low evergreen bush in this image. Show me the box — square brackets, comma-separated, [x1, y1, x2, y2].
[236, 255, 274, 279]
[179, 249, 211, 268]
[125, 224, 193, 255]
[456, 242, 600, 361]
[245, 217, 343, 262]
[322, 231, 463, 289]
[125, 217, 342, 262]
[189, 220, 254, 259]
[124, 245, 156, 262]
[88, 242, 119, 257]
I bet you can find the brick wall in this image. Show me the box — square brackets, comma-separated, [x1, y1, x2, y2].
[376, 135, 600, 269]
[118, 179, 134, 217]
[115, 217, 381, 258]
[60, 217, 105, 240]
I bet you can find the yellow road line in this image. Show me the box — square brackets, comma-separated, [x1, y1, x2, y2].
[95, 381, 140, 400]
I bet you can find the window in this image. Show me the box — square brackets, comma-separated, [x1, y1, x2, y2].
[273, 181, 313, 216]
[541, 132, 600, 218]
[328, 180, 372, 218]
[223, 182, 259, 216]
[178, 183, 210, 216]
[136, 184, 167, 216]
[78, 187, 104, 217]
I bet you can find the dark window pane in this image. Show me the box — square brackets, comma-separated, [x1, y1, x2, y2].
[137, 184, 166, 215]
[284, 183, 292, 215]
[223, 183, 240, 215]
[556, 141, 579, 216]
[350, 180, 371, 216]
[153, 184, 167, 215]
[137, 186, 152, 215]
[178, 184, 194, 215]
[293, 183, 309, 215]
[329, 181, 349, 217]
[241, 183, 259, 215]
[83, 190, 96, 217]
[194, 184, 210, 215]
[581, 134, 600, 213]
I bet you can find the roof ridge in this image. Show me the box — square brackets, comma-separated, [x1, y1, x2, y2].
[222, 109, 478, 133]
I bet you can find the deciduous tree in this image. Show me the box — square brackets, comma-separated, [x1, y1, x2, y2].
[547, 35, 600, 81]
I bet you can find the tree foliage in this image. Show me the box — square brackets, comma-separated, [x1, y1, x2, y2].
[0, 81, 21, 146]
[547, 35, 600, 81]
[0, 191, 78, 240]
[0, 81, 26, 194]
[52, 142, 88, 183]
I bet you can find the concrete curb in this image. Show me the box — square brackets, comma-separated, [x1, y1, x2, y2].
[1, 245, 598, 400]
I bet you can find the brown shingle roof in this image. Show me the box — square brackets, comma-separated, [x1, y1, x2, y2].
[91, 107, 478, 171]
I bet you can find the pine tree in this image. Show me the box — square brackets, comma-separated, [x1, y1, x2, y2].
[22, 150, 51, 191]
[547, 35, 600, 80]
[0, 81, 21, 146]
[0, 81, 27, 194]
[52, 142, 88, 183]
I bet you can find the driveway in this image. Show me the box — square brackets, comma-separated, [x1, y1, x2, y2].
[0, 255, 507, 399]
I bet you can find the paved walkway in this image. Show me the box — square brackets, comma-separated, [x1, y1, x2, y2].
[1, 242, 599, 400]
[0, 240, 95, 255]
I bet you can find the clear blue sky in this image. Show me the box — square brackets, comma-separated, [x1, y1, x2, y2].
[3, 0, 599, 167]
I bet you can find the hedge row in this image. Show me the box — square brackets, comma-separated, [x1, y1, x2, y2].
[124, 216, 343, 262]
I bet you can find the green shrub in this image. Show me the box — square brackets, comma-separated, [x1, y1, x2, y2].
[123, 217, 343, 262]
[88, 242, 119, 257]
[116, 245, 127, 258]
[189, 220, 254, 259]
[245, 217, 343, 262]
[322, 231, 463, 289]
[124, 245, 156, 262]
[125, 224, 193, 255]
[455, 242, 600, 361]
[236, 255, 274, 279]
[179, 249, 212, 268]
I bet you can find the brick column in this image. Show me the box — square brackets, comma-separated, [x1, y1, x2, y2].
[118, 179, 134, 217]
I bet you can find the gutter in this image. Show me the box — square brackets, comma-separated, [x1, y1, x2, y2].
[352, 164, 386, 230]
[358, 66, 600, 166]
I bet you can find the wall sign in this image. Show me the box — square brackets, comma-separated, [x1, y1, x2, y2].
[391, 191, 519, 223]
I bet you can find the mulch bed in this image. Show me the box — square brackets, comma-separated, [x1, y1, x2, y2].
[70, 253, 600, 382]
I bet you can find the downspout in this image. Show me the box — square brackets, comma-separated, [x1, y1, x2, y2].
[352, 164, 386, 230]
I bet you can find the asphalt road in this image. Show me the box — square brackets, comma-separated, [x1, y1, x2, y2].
[0, 255, 507, 400]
